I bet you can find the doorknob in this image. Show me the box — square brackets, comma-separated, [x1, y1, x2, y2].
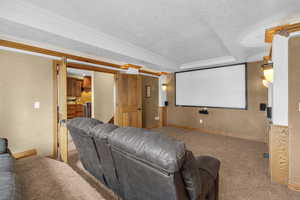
[137, 108, 142, 111]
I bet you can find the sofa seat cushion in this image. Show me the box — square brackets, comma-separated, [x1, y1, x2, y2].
[0, 154, 15, 172]
[67, 117, 103, 136]
[108, 127, 186, 173]
[0, 172, 21, 200]
[91, 123, 118, 140]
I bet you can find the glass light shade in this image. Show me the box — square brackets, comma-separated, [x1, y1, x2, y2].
[162, 84, 167, 91]
[262, 79, 269, 87]
[263, 68, 273, 83]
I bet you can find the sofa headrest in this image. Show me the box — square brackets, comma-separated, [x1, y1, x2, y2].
[67, 117, 103, 136]
[91, 123, 118, 140]
[108, 127, 186, 173]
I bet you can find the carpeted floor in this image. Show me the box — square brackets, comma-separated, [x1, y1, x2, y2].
[16, 126, 300, 200]
[15, 156, 111, 200]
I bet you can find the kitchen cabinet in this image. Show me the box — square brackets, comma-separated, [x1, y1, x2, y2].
[67, 77, 82, 97]
[67, 104, 84, 119]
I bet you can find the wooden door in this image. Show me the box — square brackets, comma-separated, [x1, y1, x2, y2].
[55, 58, 68, 163]
[115, 73, 142, 128]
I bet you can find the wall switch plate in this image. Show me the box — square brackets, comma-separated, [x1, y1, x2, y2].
[154, 116, 160, 120]
[34, 101, 40, 109]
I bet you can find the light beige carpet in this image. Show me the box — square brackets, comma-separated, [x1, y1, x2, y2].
[152, 127, 300, 200]
[16, 127, 300, 200]
[15, 156, 115, 200]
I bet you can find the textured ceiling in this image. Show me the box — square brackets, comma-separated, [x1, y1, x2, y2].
[1, 0, 300, 71]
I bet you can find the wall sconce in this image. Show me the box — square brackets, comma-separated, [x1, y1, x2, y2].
[262, 79, 270, 88]
[162, 83, 167, 91]
[262, 63, 273, 83]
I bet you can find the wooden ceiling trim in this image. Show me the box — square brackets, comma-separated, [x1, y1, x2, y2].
[139, 69, 161, 76]
[0, 39, 163, 76]
[265, 23, 300, 43]
[0, 39, 122, 69]
[121, 64, 142, 69]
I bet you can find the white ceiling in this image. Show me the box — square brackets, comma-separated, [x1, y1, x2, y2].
[0, 0, 300, 71]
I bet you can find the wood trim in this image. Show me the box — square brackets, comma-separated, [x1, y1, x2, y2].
[265, 25, 289, 43]
[52, 61, 58, 159]
[13, 149, 37, 160]
[269, 125, 289, 185]
[159, 106, 167, 127]
[67, 62, 118, 74]
[0, 39, 163, 76]
[159, 72, 169, 75]
[139, 69, 161, 76]
[0, 39, 121, 69]
[121, 64, 142, 69]
[265, 23, 300, 43]
[57, 58, 68, 163]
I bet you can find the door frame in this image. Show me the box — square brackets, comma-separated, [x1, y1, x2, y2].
[53, 61, 119, 161]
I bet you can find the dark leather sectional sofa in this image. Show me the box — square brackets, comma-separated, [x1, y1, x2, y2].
[0, 138, 21, 200]
[67, 118, 220, 200]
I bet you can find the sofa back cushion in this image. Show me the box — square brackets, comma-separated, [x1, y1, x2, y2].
[108, 127, 186, 173]
[66, 118, 105, 182]
[108, 127, 188, 200]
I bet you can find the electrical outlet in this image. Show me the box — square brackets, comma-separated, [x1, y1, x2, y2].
[199, 119, 203, 124]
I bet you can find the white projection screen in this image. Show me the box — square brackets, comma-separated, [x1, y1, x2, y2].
[175, 64, 247, 109]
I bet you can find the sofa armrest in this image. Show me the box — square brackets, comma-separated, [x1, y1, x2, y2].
[196, 156, 220, 179]
[0, 138, 8, 154]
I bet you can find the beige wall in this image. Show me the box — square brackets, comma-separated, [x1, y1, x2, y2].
[142, 76, 159, 128]
[92, 72, 114, 123]
[288, 36, 300, 186]
[166, 61, 269, 142]
[0, 50, 53, 156]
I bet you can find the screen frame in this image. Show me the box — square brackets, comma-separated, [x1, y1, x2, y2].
[175, 63, 248, 110]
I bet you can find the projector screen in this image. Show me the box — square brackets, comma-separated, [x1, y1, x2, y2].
[175, 64, 247, 109]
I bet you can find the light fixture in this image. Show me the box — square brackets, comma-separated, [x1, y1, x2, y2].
[262, 63, 273, 83]
[162, 83, 167, 91]
[262, 79, 269, 88]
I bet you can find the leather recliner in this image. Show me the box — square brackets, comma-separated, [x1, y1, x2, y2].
[67, 118, 220, 200]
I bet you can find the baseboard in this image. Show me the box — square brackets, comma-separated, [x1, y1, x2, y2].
[13, 149, 37, 160]
[167, 124, 265, 143]
[288, 184, 300, 192]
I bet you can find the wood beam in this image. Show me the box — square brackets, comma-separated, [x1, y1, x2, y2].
[265, 23, 300, 43]
[0, 39, 122, 69]
[265, 25, 289, 43]
[139, 69, 161, 76]
[121, 64, 142, 69]
[0, 39, 163, 76]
